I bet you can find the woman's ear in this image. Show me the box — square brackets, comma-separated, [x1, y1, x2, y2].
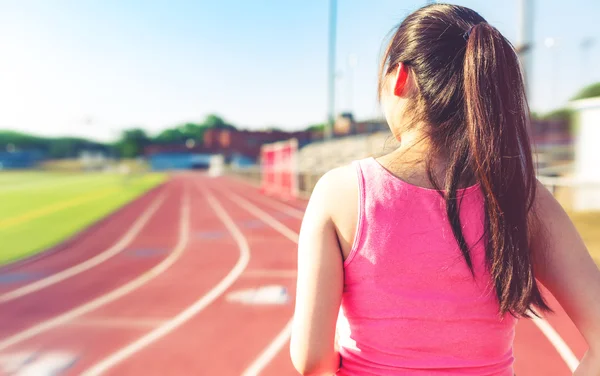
[393, 63, 409, 97]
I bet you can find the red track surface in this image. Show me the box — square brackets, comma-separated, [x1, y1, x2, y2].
[0, 173, 588, 375]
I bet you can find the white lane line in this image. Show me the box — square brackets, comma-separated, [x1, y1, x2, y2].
[234, 189, 304, 219]
[228, 194, 299, 244]
[226, 192, 299, 376]
[80, 183, 251, 376]
[225, 173, 311, 201]
[242, 320, 293, 376]
[530, 310, 580, 372]
[68, 317, 167, 330]
[0, 189, 190, 352]
[0, 192, 168, 304]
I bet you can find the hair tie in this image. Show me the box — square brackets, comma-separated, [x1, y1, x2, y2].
[463, 25, 476, 41]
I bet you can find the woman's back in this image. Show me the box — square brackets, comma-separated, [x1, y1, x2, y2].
[290, 4, 600, 375]
[336, 157, 516, 375]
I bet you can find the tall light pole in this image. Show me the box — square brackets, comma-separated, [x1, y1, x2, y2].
[517, 0, 534, 100]
[580, 38, 596, 87]
[544, 37, 559, 106]
[347, 53, 358, 116]
[325, 0, 337, 140]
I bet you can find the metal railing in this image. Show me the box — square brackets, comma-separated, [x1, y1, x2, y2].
[229, 165, 600, 212]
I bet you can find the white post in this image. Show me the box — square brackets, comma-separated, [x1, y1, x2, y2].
[570, 97, 600, 211]
[291, 138, 299, 199]
[326, 0, 337, 141]
[274, 141, 283, 196]
[517, 0, 534, 99]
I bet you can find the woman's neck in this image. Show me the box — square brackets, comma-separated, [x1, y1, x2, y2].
[378, 129, 457, 189]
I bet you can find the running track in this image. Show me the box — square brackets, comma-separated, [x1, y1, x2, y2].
[0, 172, 588, 375]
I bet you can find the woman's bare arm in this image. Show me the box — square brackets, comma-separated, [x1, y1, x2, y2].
[531, 181, 600, 374]
[290, 169, 347, 375]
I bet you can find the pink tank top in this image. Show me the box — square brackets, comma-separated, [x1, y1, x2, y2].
[336, 157, 517, 375]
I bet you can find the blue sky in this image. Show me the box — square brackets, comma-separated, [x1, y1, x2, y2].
[0, 0, 598, 141]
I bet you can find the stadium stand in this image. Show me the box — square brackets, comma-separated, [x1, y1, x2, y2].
[297, 131, 397, 174]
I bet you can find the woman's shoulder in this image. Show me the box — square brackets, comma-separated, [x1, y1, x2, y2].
[309, 163, 360, 224]
[308, 163, 361, 260]
[312, 163, 359, 202]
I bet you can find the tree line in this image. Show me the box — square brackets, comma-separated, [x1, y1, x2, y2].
[0, 130, 108, 159]
[114, 114, 237, 158]
[0, 114, 237, 159]
[532, 82, 600, 123]
[2, 82, 598, 160]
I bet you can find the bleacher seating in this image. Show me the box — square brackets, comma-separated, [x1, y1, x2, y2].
[297, 131, 398, 174]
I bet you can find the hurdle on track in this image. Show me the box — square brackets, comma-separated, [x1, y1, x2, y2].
[259, 138, 299, 200]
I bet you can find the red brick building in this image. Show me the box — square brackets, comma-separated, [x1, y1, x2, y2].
[333, 113, 389, 136]
[144, 128, 313, 162]
[203, 128, 312, 160]
[529, 119, 572, 146]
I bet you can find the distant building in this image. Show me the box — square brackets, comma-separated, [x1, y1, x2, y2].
[148, 152, 213, 171]
[333, 113, 389, 137]
[203, 128, 312, 161]
[79, 150, 108, 171]
[355, 119, 389, 134]
[569, 97, 600, 211]
[529, 119, 572, 147]
[0, 150, 43, 170]
[143, 127, 313, 170]
[144, 144, 213, 171]
[528, 117, 575, 171]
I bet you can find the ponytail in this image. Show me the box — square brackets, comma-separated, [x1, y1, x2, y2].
[463, 23, 550, 316]
[379, 4, 551, 316]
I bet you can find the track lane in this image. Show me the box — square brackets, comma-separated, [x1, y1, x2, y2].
[0, 179, 184, 346]
[0, 173, 588, 375]
[0, 178, 171, 296]
[89, 174, 298, 375]
[0, 173, 243, 375]
[223, 175, 308, 211]
[541, 289, 588, 359]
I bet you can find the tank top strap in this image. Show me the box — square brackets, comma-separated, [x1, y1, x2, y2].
[345, 158, 374, 267]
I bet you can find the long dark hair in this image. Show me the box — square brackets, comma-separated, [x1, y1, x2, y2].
[378, 4, 550, 316]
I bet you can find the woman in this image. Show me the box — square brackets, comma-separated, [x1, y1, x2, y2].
[290, 4, 600, 376]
